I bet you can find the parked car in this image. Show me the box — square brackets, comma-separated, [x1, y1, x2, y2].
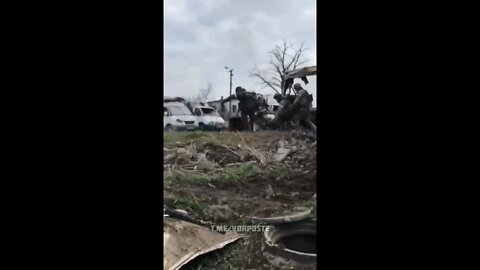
[192, 105, 226, 131]
[164, 99, 198, 131]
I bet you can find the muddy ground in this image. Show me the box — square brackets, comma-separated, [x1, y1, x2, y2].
[164, 131, 317, 269]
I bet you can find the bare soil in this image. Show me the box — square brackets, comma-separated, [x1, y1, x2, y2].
[164, 131, 317, 269]
[166, 172, 315, 221]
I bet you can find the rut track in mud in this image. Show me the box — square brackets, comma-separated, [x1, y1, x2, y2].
[165, 171, 316, 222]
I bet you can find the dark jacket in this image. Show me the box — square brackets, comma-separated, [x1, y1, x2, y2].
[222, 91, 259, 113]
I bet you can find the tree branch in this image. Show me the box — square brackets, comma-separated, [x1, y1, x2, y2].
[251, 41, 309, 95]
[271, 77, 282, 84]
[250, 72, 279, 93]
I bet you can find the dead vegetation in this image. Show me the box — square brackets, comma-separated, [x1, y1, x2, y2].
[164, 131, 317, 269]
[164, 131, 316, 173]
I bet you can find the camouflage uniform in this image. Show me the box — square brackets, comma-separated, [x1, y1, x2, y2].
[264, 93, 297, 130]
[267, 84, 315, 132]
[288, 84, 316, 132]
[221, 87, 261, 131]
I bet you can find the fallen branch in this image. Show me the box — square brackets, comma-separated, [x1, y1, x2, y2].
[236, 132, 268, 166]
[225, 161, 257, 167]
[219, 144, 242, 158]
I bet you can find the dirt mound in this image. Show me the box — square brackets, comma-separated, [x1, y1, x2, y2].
[164, 131, 316, 171]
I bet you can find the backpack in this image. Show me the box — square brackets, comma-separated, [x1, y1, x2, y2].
[307, 94, 313, 103]
[255, 94, 268, 109]
[243, 91, 257, 99]
[286, 95, 296, 103]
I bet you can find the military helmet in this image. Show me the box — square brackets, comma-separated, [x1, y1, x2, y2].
[235, 86, 245, 94]
[293, 83, 303, 91]
[274, 93, 283, 100]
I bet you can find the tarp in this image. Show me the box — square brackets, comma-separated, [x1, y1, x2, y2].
[164, 218, 244, 270]
[282, 66, 317, 94]
[284, 66, 317, 80]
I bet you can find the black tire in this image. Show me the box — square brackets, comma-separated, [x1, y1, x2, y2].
[165, 124, 174, 132]
[198, 123, 205, 131]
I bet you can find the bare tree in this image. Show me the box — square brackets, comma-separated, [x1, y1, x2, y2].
[188, 83, 212, 105]
[198, 83, 212, 104]
[250, 40, 308, 94]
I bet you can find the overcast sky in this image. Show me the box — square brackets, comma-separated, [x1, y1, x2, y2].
[164, 0, 316, 103]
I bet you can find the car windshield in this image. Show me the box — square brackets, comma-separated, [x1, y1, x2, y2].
[200, 108, 219, 116]
[167, 106, 193, 116]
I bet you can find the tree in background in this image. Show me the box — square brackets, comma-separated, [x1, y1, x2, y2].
[250, 41, 308, 94]
[185, 83, 212, 110]
[197, 83, 212, 104]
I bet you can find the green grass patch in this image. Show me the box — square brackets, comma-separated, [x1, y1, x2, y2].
[164, 193, 205, 216]
[166, 173, 211, 185]
[214, 164, 260, 182]
[166, 163, 261, 185]
[267, 164, 298, 178]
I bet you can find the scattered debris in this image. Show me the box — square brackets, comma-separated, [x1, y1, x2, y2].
[164, 132, 317, 268]
[265, 185, 274, 199]
[174, 209, 188, 215]
[248, 207, 312, 224]
[164, 132, 315, 172]
[164, 218, 243, 270]
[204, 205, 235, 223]
[195, 158, 217, 172]
[225, 160, 257, 167]
[273, 147, 292, 163]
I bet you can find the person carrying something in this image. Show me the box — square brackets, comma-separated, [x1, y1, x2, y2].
[221, 86, 259, 131]
[266, 92, 298, 130]
[287, 83, 316, 132]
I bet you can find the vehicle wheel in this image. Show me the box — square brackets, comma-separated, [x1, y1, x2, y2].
[198, 123, 205, 131]
[165, 125, 174, 132]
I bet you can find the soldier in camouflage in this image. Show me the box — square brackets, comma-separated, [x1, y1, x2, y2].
[288, 83, 316, 132]
[267, 83, 316, 132]
[221, 86, 262, 131]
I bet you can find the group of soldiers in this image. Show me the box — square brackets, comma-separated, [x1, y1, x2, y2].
[220, 83, 316, 132]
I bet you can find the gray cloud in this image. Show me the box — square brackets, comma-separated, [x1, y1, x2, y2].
[164, 0, 316, 105]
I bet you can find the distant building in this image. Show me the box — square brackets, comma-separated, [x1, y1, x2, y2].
[207, 97, 241, 119]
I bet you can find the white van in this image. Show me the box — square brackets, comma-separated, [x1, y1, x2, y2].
[192, 105, 226, 131]
[164, 101, 198, 131]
